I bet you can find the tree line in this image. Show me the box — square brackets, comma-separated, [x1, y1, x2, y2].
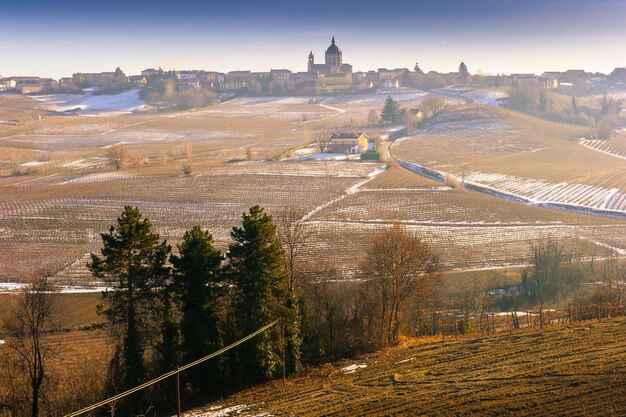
[1, 206, 624, 417]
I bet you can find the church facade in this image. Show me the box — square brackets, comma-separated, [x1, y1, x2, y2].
[307, 37, 353, 85]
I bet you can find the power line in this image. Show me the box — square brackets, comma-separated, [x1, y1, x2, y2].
[64, 320, 278, 417]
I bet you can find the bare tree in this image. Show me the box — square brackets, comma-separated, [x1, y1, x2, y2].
[459, 276, 494, 334]
[526, 239, 564, 328]
[106, 144, 126, 170]
[422, 94, 446, 118]
[306, 277, 347, 361]
[601, 253, 625, 305]
[362, 223, 440, 346]
[367, 109, 379, 126]
[2, 275, 58, 417]
[276, 207, 311, 293]
[314, 133, 328, 153]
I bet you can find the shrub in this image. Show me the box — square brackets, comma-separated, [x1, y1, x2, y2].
[182, 163, 193, 176]
[360, 151, 380, 161]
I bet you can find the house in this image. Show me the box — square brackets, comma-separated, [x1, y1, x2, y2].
[18, 84, 44, 94]
[203, 72, 225, 83]
[326, 132, 369, 154]
[356, 80, 374, 90]
[129, 75, 148, 86]
[380, 79, 399, 89]
[11, 77, 56, 94]
[178, 78, 201, 91]
[378, 68, 408, 82]
[79, 72, 116, 87]
[220, 80, 250, 92]
[270, 69, 293, 87]
[540, 77, 559, 89]
[0, 79, 17, 91]
[141, 68, 160, 77]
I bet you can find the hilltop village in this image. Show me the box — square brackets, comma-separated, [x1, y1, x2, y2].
[2, 37, 626, 97]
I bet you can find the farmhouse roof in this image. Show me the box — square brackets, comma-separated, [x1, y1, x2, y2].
[330, 132, 368, 139]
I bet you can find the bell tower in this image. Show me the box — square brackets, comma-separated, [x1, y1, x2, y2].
[308, 51, 315, 73]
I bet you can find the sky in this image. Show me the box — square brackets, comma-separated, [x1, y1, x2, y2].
[1, 0, 625, 79]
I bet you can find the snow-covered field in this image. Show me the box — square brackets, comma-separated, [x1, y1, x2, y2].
[289, 152, 360, 161]
[432, 88, 508, 106]
[35, 90, 146, 113]
[461, 171, 626, 213]
[0, 282, 112, 294]
[324, 90, 428, 106]
[579, 137, 626, 160]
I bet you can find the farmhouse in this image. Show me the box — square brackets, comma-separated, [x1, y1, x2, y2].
[129, 75, 148, 86]
[327, 133, 369, 154]
[0, 79, 16, 91]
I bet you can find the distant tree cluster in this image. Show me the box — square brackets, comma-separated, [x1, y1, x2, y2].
[139, 70, 217, 110]
[506, 86, 622, 138]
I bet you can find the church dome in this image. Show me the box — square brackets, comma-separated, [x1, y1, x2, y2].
[325, 37, 341, 55]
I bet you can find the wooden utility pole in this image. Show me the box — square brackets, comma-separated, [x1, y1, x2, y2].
[282, 323, 286, 385]
[176, 367, 181, 417]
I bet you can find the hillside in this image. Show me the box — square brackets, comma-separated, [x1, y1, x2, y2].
[187, 319, 626, 416]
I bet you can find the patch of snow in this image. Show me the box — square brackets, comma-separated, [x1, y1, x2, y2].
[34, 90, 146, 113]
[19, 161, 47, 167]
[61, 157, 107, 169]
[0, 282, 113, 294]
[288, 153, 359, 161]
[101, 141, 137, 148]
[396, 357, 415, 364]
[0, 282, 26, 292]
[341, 363, 367, 374]
[183, 404, 251, 417]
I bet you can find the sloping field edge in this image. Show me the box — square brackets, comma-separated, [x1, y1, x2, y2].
[397, 160, 626, 219]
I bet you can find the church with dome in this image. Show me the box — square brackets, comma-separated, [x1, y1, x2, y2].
[307, 37, 353, 84]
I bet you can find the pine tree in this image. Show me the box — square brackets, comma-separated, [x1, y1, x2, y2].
[227, 205, 301, 382]
[170, 225, 224, 393]
[571, 96, 579, 114]
[89, 206, 171, 412]
[459, 61, 468, 75]
[380, 95, 405, 124]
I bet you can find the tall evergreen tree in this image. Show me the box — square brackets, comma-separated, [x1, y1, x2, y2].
[459, 61, 468, 75]
[227, 205, 302, 382]
[380, 95, 405, 124]
[89, 206, 171, 412]
[171, 225, 224, 393]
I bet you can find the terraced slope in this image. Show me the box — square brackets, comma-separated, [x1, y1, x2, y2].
[188, 319, 626, 416]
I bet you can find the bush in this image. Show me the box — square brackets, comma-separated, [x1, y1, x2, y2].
[182, 163, 193, 176]
[445, 174, 461, 189]
[360, 151, 380, 161]
[596, 118, 613, 139]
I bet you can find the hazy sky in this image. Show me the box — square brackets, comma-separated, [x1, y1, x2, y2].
[2, 0, 625, 78]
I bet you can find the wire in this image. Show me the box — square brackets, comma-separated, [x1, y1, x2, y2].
[64, 320, 278, 417]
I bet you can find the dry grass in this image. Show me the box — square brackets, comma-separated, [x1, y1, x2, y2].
[1, 94, 624, 283]
[0, 158, 378, 282]
[393, 105, 626, 188]
[0, 292, 103, 329]
[188, 319, 626, 416]
[362, 166, 440, 189]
